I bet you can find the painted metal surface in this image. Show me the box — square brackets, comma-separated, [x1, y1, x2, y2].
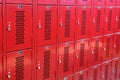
[77, 0, 91, 5]
[59, 0, 76, 5]
[0, 5, 2, 53]
[38, 0, 57, 4]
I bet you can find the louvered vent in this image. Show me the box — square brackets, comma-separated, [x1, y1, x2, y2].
[94, 69, 97, 80]
[16, 11, 24, 44]
[95, 40, 99, 61]
[83, 0, 87, 1]
[116, 35, 120, 54]
[96, 10, 101, 32]
[79, 75, 83, 80]
[65, 11, 70, 37]
[44, 11, 51, 40]
[110, 0, 113, 2]
[105, 64, 108, 80]
[118, 11, 120, 29]
[106, 37, 110, 58]
[43, 51, 50, 79]
[108, 10, 112, 30]
[15, 56, 24, 80]
[81, 10, 86, 34]
[63, 47, 69, 72]
[80, 43, 85, 67]
[115, 61, 118, 79]
[98, 0, 102, 2]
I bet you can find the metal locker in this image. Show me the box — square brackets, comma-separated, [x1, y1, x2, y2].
[89, 36, 102, 66]
[38, 0, 57, 4]
[106, 0, 116, 6]
[37, 6, 57, 46]
[77, 0, 91, 5]
[58, 6, 75, 42]
[102, 34, 113, 60]
[74, 39, 89, 72]
[37, 44, 56, 80]
[0, 0, 2, 3]
[0, 5, 2, 53]
[6, 0, 32, 4]
[116, 0, 120, 6]
[90, 6, 104, 36]
[75, 6, 91, 40]
[57, 41, 74, 79]
[73, 70, 88, 80]
[6, 49, 32, 80]
[6, 5, 32, 52]
[104, 6, 115, 34]
[0, 54, 2, 80]
[59, 0, 76, 5]
[114, 7, 120, 32]
[58, 75, 73, 80]
[92, 0, 105, 6]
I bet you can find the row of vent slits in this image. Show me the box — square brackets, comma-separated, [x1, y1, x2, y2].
[43, 51, 50, 79]
[16, 11, 25, 45]
[80, 44, 85, 67]
[106, 37, 110, 58]
[15, 56, 24, 80]
[94, 40, 99, 61]
[64, 47, 69, 72]
[116, 35, 120, 55]
[82, 10, 86, 34]
[108, 10, 112, 31]
[65, 11, 70, 37]
[96, 10, 101, 32]
[44, 11, 51, 40]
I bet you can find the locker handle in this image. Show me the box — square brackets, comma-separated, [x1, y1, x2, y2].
[60, 19, 63, 27]
[92, 50, 94, 54]
[58, 57, 62, 64]
[76, 54, 79, 59]
[116, 16, 119, 22]
[38, 20, 41, 29]
[103, 47, 106, 51]
[105, 16, 108, 23]
[93, 17, 96, 24]
[7, 72, 11, 79]
[77, 18, 80, 25]
[114, 44, 116, 48]
[37, 64, 41, 70]
[7, 21, 11, 31]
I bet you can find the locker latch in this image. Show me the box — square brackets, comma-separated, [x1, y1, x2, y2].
[116, 16, 119, 22]
[7, 21, 11, 31]
[7, 71, 11, 79]
[77, 18, 80, 25]
[105, 16, 108, 23]
[93, 17, 96, 24]
[58, 56, 62, 64]
[76, 54, 79, 59]
[38, 20, 41, 29]
[37, 64, 41, 70]
[60, 19, 63, 27]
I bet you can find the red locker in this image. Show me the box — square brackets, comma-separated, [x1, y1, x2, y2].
[75, 6, 90, 39]
[0, 0, 2, 3]
[6, 49, 32, 80]
[89, 36, 102, 66]
[106, 0, 116, 6]
[6, 0, 32, 4]
[116, 0, 120, 6]
[0, 54, 2, 80]
[59, 0, 76, 5]
[37, 6, 57, 46]
[102, 34, 113, 61]
[38, 0, 57, 4]
[104, 7, 115, 34]
[6, 5, 32, 52]
[37, 44, 56, 80]
[114, 7, 120, 32]
[74, 39, 89, 72]
[57, 42, 74, 78]
[77, 0, 91, 5]
[92, 0, 105, 6]
[58, 6, 75, 42]
[90, 6, 104, 36]
[0, 5, 2, 53]
[58, 75, 73, 80]
[73, 70, 88, 80]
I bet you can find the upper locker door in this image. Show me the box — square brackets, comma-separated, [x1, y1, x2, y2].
[75, 6, 90, 39]
[0, 54, 2, 80]
[37, 44, 56, 80]
[6, 0, 32, 4]
[6, 5, 32, 52]
[106, 0, 116, 6]
[77, 0, 91, 5]
[0, 5, 2, 53]
[59, 0, 76, 5]
[37, 6, 57, 46]
[91, 6, 104, 36]
[93, 0, 105, 6]
[58, 6, 75, 42]
[38, 0, 57, 4]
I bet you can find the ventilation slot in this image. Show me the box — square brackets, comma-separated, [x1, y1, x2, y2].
[110, 0, 113, 2]
[95, 39, 99, 61]
[115, 61, 118, 79]
[106, 37, 110, 58]
[15, 56, 24, 80]
[83, 0, 87, 1]
[79, 75, 83, 80]
[108, 10, 112, 30]
[98, 0, 102, 2]
[116, 35, 120, 54]
[118, 11, 120, 29]
[94, 69, 97, 80]
[65, 11, 70, 37]
[80, 43, 85, 67]
[16, 11, 24, 44]
[44, 11, 51, 40]
[81, 10, 86, 34]
[96, 10, 101, 32]
[43, 51, 50, 79]
[105, 64, 108, 80]
[63, 47, 69, 72]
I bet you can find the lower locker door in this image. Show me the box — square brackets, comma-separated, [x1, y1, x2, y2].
[0, 54, 2, 80]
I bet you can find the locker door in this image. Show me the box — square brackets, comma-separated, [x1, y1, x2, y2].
[37, 44, 56, 80]
[106, 0, 116, 6]
[116, 0, 120, 6]
[74, 39, 89, 72]
[38, 0, 57, 4]
[0, 5, 2, 53]
[6, 5, 32, 52]
[0, 54, 2, 80]
[91, 6, 104, 36]
[58, 6, 75, 42]
[102, 34, 113, 61]
[6, 49, 32, 80]
[93, 0, 105, 6]
[37, 6, 57, 46]
[90, 36, 102, 66]
[75, 6, 90, 39]
[59, 75, 73, 80]
[59, 0, 76, 5]
[57, 42, 74, 78]
[104, 7, 115, 34]
[6, 0, 32, 4]
[114, 8, 120, 32]
[77, 0, 91, 5]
